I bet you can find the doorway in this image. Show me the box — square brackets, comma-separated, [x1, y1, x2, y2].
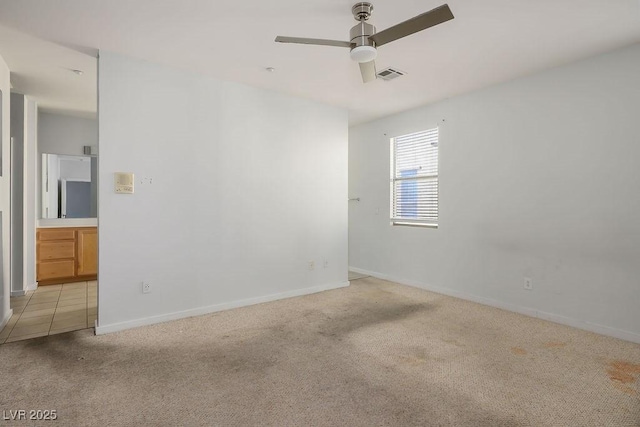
[0, 27, 98, 344]
[347, 196, 369, 281]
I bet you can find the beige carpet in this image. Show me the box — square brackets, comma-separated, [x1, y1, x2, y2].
[1, 277, 639, 426]
[348, 270, 369, 281]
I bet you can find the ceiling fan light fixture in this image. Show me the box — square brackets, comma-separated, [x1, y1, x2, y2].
[274, 3, 455, 83]
[350, 45, 377, 63]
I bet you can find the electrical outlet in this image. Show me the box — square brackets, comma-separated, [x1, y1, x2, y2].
[142, 282, 151, 294]
[523, 277, 533, 290]
[323, 260, 329, 269]
[308, 261, 315, 271]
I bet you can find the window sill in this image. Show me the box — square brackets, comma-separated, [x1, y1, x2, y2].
[391, 221, 438, 229]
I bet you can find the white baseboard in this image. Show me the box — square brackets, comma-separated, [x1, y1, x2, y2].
[10, 283, 37, 297]
[96, 280, 350, 335]
[0, 309, 14, 331]
[349, 266, 640, 345]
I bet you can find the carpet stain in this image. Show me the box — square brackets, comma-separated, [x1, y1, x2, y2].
[511, 347, 527, 356]
[607, 361, 640, 385]
[543, 341, 567, 349]
[612, 382, 638, 396]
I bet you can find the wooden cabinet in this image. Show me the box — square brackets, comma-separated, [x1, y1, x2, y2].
[37, 227, 97, 285]
[38, 260, 76, 280]
[77, 229, 98, 276]
[39, 241, 75, 260]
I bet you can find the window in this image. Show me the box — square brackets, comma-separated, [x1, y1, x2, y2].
[390, 128, 439, 227]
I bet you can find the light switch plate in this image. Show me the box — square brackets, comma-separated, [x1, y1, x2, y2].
[115, 172, 134, 194]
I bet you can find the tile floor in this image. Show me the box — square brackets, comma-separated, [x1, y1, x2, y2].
[0, 281, 97, 344]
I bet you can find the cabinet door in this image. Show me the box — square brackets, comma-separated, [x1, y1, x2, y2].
[77, 229, 98, 276]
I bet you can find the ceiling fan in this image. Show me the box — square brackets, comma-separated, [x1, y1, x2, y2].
[275, 2, 455, 83]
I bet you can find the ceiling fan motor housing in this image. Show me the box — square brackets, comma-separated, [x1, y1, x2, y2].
[350, 22, 377, 62]
[275, 2, 455, 80]
[350, 21, 376, 48]
[350, 1, 375, 47]
[352, 2, 374, 21]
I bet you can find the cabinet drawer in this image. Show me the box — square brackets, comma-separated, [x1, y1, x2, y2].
[39, 241, 75, 261]
[38, 260, 75, 281]
[38, 229, 76, 241]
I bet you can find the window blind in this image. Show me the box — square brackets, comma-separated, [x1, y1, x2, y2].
[390, 128, 439, 226]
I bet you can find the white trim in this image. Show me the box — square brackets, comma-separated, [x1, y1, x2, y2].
[96, 280, 350, 335]
[348, 266, 640, 344]
[0, 309, 14, 331]
[391, 221, 438, 228]
[38, 218, 98, 228]
[12, 282, 37, 296]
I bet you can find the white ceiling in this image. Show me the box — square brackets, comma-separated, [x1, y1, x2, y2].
[0, 25, 97, 118]
[0, 0, 639, 124]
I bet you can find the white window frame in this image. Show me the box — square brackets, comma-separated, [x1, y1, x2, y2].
[390, 128, 439, 228]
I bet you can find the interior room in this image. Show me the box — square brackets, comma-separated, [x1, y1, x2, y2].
[0, 25, 98, 342]
[0, 1, 638, 425]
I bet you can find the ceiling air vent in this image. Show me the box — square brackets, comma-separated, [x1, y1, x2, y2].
[377, 68, 406, 81]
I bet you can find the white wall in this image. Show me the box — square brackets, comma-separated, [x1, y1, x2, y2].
[349, 43, 640, 343]
[0, 54, 11, 327]
[10, 93, 24, 293]
[24, 99, 37, 290]
[38, 112, 97, 156]
[59, 155, 91, 181]
[97, 51, 348, 332]
[8, 94, 37, 295]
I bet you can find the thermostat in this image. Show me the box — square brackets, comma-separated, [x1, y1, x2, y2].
[115, 172, 134, 194]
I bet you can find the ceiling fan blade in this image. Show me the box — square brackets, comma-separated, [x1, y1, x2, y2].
[275, 36, 352, 48]
[359, 60, 377, 83]
[369, 4, 454, 47]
